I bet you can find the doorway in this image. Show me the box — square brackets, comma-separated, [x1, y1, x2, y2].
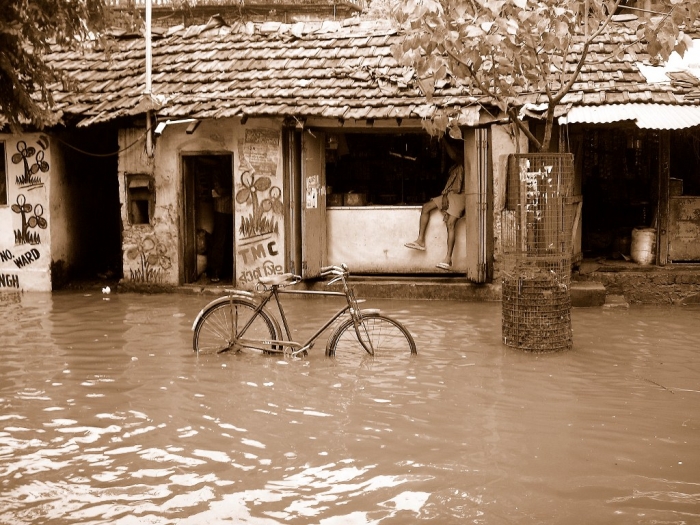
[56, 128, 122, 287]
[182, 154, 234, 284]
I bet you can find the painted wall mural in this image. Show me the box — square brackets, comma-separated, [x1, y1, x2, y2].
[1, 136, 51, 291]
[12, 137, 49, 190]
[125, 234, 172, 284]
[12, 194, 47, 245]
[235, 129, 284, 286]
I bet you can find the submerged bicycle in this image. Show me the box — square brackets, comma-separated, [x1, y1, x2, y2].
[192, 264, 417, 359]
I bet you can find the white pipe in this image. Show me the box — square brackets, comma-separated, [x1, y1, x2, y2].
[145, 0, 153, 156]
[145, 0, 152, 95]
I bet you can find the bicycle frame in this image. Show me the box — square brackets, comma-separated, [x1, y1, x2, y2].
[232, 285, 356, 356]
[194, 264, 379, 357]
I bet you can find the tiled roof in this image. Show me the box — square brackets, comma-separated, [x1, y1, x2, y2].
[537, 19, 700, 112]
[45, 15, 700, 128]
[46, 17, 480, 127]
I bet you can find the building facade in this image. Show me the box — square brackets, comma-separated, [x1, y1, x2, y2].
[3, 11, 700, 300]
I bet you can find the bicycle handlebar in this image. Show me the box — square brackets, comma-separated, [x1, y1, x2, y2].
[321, 264, 349, 286]
[320, 263, 348, 276]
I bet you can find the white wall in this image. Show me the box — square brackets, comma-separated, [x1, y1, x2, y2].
[327, 206, 467, 273]
[47, 138, 75, 280]
[0, 133, 55, 291]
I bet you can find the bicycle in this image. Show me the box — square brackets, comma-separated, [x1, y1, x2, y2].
[192, 264, 417, 360]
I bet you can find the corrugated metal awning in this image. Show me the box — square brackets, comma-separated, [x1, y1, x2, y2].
[558, 104, 700, 130]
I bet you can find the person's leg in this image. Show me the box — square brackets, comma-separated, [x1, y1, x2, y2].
[436, 192, 465, 268]
[222, 213, 234, 280]
[406, 199, 438, 249]
[210, 212, 226, 281]
[441, 214, 459, 267]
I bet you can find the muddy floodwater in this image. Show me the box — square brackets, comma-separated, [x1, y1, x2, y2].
[1, 290, 699, 524]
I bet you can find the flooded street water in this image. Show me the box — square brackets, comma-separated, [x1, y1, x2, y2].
[1, 290, 699, 524]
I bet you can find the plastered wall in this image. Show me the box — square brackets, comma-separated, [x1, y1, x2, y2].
[491, 123, 527, 279]
[118, 118, 286, 289]
[0, 134, 55, 291]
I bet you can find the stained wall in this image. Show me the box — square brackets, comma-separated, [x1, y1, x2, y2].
[117, 118, 286, 290]
[0, 134, 56, 291]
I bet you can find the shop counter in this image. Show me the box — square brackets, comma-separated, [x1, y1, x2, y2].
[327, 206, 467, 273]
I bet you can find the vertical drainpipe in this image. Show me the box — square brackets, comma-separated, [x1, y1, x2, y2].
[145, 0, 154, 157]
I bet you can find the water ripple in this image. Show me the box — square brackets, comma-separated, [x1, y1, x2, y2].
[1, 294, 699, 523]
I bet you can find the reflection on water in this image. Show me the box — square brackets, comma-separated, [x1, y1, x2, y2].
[1, 291, 699, 524]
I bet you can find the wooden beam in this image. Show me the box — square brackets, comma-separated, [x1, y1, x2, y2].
[657, 130, 670, 266]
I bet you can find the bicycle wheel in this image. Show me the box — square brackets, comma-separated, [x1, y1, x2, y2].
[326, 313, 417, 361]
[193, 298, 279, 355]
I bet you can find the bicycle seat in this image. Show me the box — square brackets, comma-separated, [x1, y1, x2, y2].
[258, 273, 297, 287]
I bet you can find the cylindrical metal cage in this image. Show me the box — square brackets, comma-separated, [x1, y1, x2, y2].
[501, 153, 575, 352]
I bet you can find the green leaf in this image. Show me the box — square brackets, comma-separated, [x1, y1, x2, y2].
[392, 0, 699, 151]
[435, 64, 447, 80]
[0, 0, 107, 131]
[448, 123, 463, 140]
[480, 21, 494, 33]
[465, 25, 485, 38]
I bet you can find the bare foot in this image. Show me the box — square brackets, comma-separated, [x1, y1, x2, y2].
[404, 241, 426, 251]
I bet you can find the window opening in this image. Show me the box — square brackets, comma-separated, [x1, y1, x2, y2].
[670, 129, 700, 197]
[325, 132, 451, 206]
[127, 173, 154, 225]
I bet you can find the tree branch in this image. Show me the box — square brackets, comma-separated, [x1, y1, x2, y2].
[552, 0, 623, 106]
[508, 107, 543, 151]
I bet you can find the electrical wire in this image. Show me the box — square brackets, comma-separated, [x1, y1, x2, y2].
[53, 126, 150, 158]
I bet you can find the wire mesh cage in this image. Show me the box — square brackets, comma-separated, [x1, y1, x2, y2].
[501, 153, 575, 352]
[501, 256, 573, 351]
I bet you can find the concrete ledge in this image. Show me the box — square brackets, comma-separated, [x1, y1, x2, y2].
[350, 281, 502, 301]
[148, 278, 604, 305]
[122, 277, 604, 307]
[576, 266, 700, 304]
[305, 278, 502, 302]
[603, 294, 630, 308]
[570, 281, 606, 308]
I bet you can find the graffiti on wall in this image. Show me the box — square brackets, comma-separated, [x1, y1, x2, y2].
[10, 138, 50, 245]
[0, 247, 41, 269]
[235, 172, 283, 238]
[235, 129, 284, 286]
[0, 137, 50, 291]
[0, 250, 21, 288]
[0, 273, 20, 289]
[12, 138, 49, 190]
[12, 195, 47, 245]
[236, 238, 283, 285]
[236, 129, 283, 240]
[125, 235, 172, 283]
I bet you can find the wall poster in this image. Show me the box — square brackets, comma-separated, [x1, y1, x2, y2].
[235, 129, 284, 287]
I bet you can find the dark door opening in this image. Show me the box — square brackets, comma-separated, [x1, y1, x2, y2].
[55, 127, 122, 287]
[182, 154, 234, 284]
[579, 127, 658, 260]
